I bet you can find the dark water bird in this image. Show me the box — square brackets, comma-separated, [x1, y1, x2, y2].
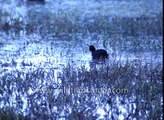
[89, 45, 108, 61]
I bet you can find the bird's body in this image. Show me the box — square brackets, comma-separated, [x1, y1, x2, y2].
[92, 49, 108, 60]
[89, 45, 108, 61]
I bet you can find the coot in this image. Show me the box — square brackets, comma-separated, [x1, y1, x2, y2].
[89, 45, 108, 61]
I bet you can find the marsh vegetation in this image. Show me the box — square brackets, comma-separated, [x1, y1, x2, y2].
[0, 0, 163, 119]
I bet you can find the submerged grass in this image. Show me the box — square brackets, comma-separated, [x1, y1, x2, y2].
[0, 60, 163, 119]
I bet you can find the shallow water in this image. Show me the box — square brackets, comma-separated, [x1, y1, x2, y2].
[0, 33, 162, 74]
